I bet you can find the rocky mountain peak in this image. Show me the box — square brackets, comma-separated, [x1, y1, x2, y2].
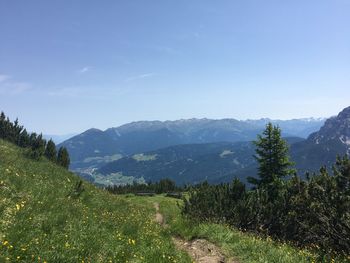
[309, 106, 350, 146]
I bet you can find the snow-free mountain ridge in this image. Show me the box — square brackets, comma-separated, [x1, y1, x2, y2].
[58, 117, 325, 172]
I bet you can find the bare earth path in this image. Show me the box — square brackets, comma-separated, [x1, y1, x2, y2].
[153, 202, 239, 263]
[154, 202, 166, 226]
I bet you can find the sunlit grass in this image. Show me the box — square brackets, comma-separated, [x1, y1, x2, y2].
[129, 195, 349, 263]
[1, 139, 348, 262]
[0, 140, 190, 262]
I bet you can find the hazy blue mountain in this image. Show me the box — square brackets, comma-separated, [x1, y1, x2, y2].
[93, 106, 350, 185]
[246, 118, 325, 138]
[58, 128, 123, 170]
[59, 118, 324, 171]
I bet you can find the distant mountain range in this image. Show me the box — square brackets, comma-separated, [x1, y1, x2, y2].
[92, 106, 350, 185]
[58, 118, 325, 172]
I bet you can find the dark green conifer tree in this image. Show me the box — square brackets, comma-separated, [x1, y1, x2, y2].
[45, 139, 57, 162]
[57, 147, 70, 169]
[18, 129, 30, 147]
[248, 123, 295, 188]
[30, 133, 46, 160]
[0, 111, 6, 139]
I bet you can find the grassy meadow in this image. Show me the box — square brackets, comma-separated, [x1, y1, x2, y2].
[0, 140, 190, 262]
[128, 195, 336, 263]
[1, 139, 348, 262]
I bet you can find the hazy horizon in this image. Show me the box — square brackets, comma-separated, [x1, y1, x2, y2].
[1, 1, 349, 134]
[33, 115, 329, 136]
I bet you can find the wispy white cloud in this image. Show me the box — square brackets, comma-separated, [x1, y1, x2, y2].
[47, 87, 82, 97]
[0, 73, 31, 95]
[0, 82, 31, 95]
[78, 66, 91, 74]
[9, 82, 31, 94]
[0, 74, 10, 83]
[124, 73, 156, 82]
[152, 45, 180, 55]
[46, 86, 118, 101]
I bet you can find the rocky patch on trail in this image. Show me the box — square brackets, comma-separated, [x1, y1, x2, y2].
[172, 237, 238, 263]
[154, 202, 166, 226]
[154, 202, 239, 263]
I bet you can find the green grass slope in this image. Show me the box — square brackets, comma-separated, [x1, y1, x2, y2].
[0, 140, 190, 263]
[127, 195, 335, 263]
[1, 139, 346, 262]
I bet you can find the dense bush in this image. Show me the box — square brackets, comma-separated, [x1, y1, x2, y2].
[183, 158, 350, 255]
[183, 124, 350, 255]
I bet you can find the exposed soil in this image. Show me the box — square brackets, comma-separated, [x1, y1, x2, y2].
[154, 202, 239, 263]
[154, 202, 166, 226]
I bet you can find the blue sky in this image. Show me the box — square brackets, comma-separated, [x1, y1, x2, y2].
[0, 0, 349, 134]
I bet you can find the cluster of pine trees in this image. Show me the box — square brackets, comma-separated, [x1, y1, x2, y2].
[0, 112, 70, 169]
[106, 178, 181, 194]
[183, 123, 350, 255]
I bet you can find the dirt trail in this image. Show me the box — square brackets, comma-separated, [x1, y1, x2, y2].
[154, 202, 165, 226]
[153, 202, 239, 263]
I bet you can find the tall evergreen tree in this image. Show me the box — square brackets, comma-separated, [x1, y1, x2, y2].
[57, 147, 70, 169]
[45, 139, 57, 162]
[18, 129, 30, 147]
[0, 111, 6, 139]
[30, 133, 46, 160]
[248, 123, 295, 188]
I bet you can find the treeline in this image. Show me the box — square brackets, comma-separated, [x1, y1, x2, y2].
[183, 123, 350, 256]
[106, 178, 182, 194]
[0, 111, 70, 169]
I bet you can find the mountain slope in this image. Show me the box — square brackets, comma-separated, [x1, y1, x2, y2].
[291, 106, 350, 172]
[98, 142, 255, 185]
[94, 107, 350, 185]
[60, 118, 324, 171]
[59, 128, 123, 170]
[96, 137, 304, 185]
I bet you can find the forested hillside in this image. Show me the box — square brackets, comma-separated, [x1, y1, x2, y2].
[97, 138, 302, 185]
